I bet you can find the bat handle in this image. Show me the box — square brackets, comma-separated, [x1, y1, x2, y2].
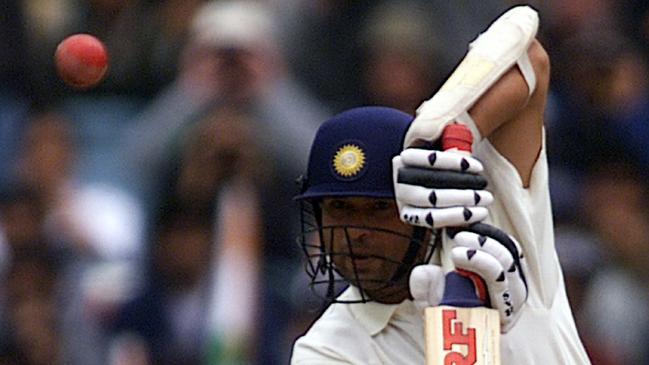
[439, 124, 488, 307]
[440, 271, 487, 307]
[441, 123, 473, 154]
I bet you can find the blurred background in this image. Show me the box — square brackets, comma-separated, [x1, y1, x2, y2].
[0, 0, 647, 364]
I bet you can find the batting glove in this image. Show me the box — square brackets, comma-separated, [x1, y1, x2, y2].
[392, 148, 493, 229]
[409, 223, 528, 333]
[409, 264, 445, 315]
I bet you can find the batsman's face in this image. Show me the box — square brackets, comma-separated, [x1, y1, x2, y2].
[320, 197, 427, 303]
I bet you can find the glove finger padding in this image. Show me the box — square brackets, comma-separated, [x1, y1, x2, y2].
[397, 168, 487, 190]
[451, 231, 515, 270]
[396, 184, 493, 208]
[400, 149, 484, 173]
[455, 222, 525, 265]
[393, 152, 491, 229]
[399, 205, 488, 229]
[449, 226, 528, 333]
[409, 264, 445, 315]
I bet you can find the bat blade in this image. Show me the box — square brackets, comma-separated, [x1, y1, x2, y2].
[425, 306, 500, 365]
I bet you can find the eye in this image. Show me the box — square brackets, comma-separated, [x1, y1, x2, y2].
[329, 199, 348, 210]
[322, 199, 352, 220]
[370, 200, 396, 219]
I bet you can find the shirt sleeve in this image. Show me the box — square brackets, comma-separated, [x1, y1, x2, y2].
[473, 128, 562, 308]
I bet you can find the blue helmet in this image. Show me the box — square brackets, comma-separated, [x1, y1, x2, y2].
[296, 106, 414, 200]
[296, 106, 433, 304]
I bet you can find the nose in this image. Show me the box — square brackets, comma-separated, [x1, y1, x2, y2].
[345, 226, 371, 249]
[347, 226, 367, 239]
[349, 209, 378, 232]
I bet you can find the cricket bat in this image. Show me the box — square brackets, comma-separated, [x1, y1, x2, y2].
[425, 124, 500, 365]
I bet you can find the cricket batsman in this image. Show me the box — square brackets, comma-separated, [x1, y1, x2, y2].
[291, 5, 591, 364]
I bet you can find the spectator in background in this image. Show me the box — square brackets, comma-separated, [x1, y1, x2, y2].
[0, 0, 30, 189]
[0, 186, 53, 363]
[111, 104, 267, 365]
[283, 0, 509, 112]
[577, 161, 649, 364]
[358, 1, 447, 114]
[121, 0, 327, 210]
[539, 0, 619, 65]
[281, 0, 377, 110]
[603, 46, 649, 170]
[7, 110, 144, 365]
[109, 203, 215, 365]
[0, 187, 46, 253]
[553, 224, 615, 365]
[542, 28, 645, 221]
[0, 248, 64, 365]
[187, 106, 265, 365]
[0, 0, 30, 94]
[0, 175, 66, 365]
[15, 110, 143, 263]
[616, 0, 649, 62]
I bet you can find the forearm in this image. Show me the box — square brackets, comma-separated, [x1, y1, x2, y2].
[469, 40, 550, 187]
[468, 66, 530, 139]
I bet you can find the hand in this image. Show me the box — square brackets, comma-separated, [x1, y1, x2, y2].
[392, 148, 493, 229]
[449, 223, 528, 332]
[410, 223, 528, 333]
[409, 264, 445, 315]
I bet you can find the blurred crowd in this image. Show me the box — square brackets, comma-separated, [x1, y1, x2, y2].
[0, 0, 648, 364]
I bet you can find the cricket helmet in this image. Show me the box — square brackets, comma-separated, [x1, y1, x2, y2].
[296, 106, 435, 304]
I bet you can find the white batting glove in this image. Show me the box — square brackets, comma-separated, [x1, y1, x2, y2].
[392, 148, 493, 229]
[409, 264, 445, 315]
[449, 223, 528, 333]
[409, 223, 528, 333]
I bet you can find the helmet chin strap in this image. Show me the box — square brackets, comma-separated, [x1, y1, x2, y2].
[389, 226, 430, 282]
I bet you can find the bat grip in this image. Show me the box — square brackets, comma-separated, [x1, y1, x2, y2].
[440, 271, 486, 307]
[439, 124, 487, 308]
[441, 123, 473, 153]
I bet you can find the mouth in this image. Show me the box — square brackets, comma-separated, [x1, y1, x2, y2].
[351, 255, 377, 272]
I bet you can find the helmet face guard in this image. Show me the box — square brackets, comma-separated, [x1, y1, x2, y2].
[298, 199, 436, 304]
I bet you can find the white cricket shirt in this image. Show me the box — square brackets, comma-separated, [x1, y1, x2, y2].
[291, 132, 591, 364]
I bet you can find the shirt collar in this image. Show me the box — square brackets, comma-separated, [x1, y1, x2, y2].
[340, 286, 401, 336]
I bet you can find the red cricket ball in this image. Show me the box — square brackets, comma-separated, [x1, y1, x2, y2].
[55, 34, 109, 89]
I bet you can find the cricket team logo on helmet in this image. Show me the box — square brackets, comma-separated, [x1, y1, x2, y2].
[296, 106, 435, 303]
[333, 144, 366, 178]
